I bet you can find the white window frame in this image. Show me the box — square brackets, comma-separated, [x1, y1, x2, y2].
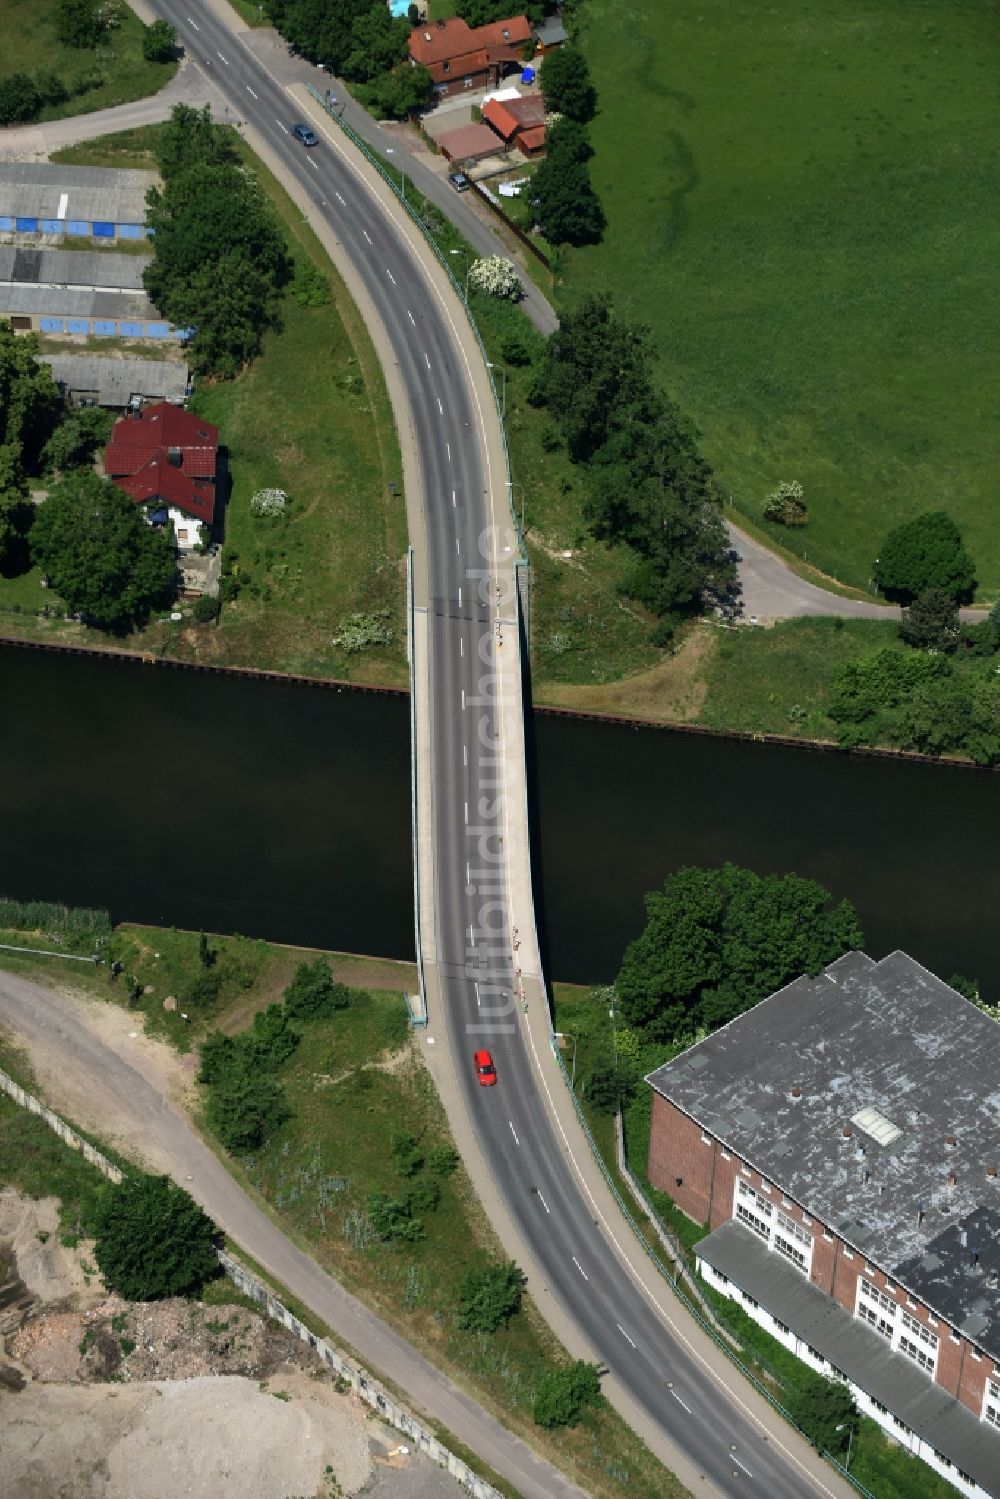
[984, 1378, 1000, 1429]
[733, 1181, 812, 1275]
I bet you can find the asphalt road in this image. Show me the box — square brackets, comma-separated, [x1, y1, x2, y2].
[109, 9, 845, 1495]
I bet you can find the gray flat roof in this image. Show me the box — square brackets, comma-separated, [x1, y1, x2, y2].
[0, 245, 150, 291]
[697, 1220, 1000, 1496]
[0, 285, 161, 320]
[648, 951, 1000, 1356]
[39, 354, 188, 406]
[0, 162, 157, 225]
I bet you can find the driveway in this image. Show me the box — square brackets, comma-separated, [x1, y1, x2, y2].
[0, 60, 230, 160]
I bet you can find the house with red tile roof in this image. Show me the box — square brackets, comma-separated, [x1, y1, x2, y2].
[104, 401, 219, 550]
[408, 15, 531, 99]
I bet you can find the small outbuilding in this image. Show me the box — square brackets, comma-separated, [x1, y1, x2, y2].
[437, 123, 507, 164]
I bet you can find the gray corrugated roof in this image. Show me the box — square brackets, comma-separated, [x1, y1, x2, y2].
[0, 245, 150, 291]
[0, 162, 157, 225]
[647, 951, 1000, 1357]
[0, 285, 161, 320]
[39, 354, 189, 406]
[697, 1220, 1000, 1496]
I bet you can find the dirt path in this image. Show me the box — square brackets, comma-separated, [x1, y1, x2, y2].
[0, 969, 586, 1499]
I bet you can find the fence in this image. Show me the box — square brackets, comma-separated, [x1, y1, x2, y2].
[0, 943, 99, 963]
[467, 180, 552, 270]
[547, 1046, 876, 1499]
[0, 1067, 123, 1183]
[0, 1065, 502, 1498]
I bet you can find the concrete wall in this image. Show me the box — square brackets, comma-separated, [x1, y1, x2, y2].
[0, 1064, 502, 1499]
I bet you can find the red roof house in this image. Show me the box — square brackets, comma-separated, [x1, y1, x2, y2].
[481, 94, 547, 153]
[105, 402, 219, 540]
[409, 15, 531, 99]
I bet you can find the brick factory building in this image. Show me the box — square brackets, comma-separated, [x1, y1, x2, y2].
[646, 950, 1000, 1499]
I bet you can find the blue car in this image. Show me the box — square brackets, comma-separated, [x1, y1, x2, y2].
[291, 122, 318, 147]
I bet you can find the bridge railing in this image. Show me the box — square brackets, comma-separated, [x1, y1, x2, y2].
[306, 86, 523, 558]
[406, 546, 428, 1027]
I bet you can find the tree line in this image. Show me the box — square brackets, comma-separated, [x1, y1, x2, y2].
[530, 293, 734, 631]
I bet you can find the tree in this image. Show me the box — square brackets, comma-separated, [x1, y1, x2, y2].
[0, 320, 62, 470]
[90, 1174, 220, 1300]
[153, 104, 238, 180]
[0, 445, 31, 574]
[458, 0, 544, 24]
[247, 1003, 299, 1070]
[616, 864, 862, 1039]
[283, 957, 350, 1019]
[533, 156, 605, 246]
[142, 17, 176, 62]
[391, 1132, 424, 1177]
[197, 929, 214, 969]
[532, 1361, 602, 1428]
[264, 0, 376, 75]
[41, 406, 113, 473]
[457, 1260, 524, 1332]
[370, 60, 433, 118]
[0, 71, 42, 125]
[197, 1030, 238, 1084]
[899, 587, 960, 652]
[785, 1375, 858, 1457]
[539, 45, 597, 122]
[873, 511, 976, 604]
[30, 470, 176, 630]
[57, 0, 104, 48]
[344, 4, 409, 82]
[543, 115, 594, 165]
[205, 1065, 290, 1151]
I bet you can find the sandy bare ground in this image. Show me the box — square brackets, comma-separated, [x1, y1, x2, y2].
[0, 1193, 453, 1499]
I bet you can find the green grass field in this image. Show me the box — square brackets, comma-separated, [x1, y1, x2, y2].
[0, 0, 175, 119]
[565, 0, 999, 595]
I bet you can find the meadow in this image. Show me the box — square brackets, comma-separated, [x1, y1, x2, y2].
[566, 0, 999, 595]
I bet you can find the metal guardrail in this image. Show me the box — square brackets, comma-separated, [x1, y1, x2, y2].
[306, 85, 523, 559]
[406, 546, 428, 1027]
[548, 1044, 877, 1499]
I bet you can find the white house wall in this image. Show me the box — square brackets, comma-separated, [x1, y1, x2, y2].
[696, 1256, 989, 1499]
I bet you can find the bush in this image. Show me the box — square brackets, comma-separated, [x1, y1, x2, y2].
[42, 407, 114, 474]
[583, 1061, 634, 1114]
[0, 73, 42, 126]
[784, 1374, 858, 1456]
[367, 1191, 423, 1242]
[468, 256, 523, 302]
[532, 1361, 602, 1428]
[428, 1145, 459, 1177]
[457, 1261, 524, 1332]
[197, 1031, 238, 1084]
[283, 958, 351, 1020]
[192, 593, 220, 623]
[91, 1174, 220, 1300]
[391, 1132, 424, 1178]
[246, 1003, 299, 1070]
[761, 479, 807, 527]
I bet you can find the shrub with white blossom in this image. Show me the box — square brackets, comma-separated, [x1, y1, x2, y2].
[468, 256, 523, 302]
[334, 610, 395, 653]
[250, 487, 288, 517]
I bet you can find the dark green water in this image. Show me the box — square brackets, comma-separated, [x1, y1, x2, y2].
[1, 644, 996, 991]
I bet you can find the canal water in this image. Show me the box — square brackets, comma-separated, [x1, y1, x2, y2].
[1, 644, 997, 992]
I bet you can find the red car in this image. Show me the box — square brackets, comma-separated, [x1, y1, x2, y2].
[474, 1049, 497, 1086]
